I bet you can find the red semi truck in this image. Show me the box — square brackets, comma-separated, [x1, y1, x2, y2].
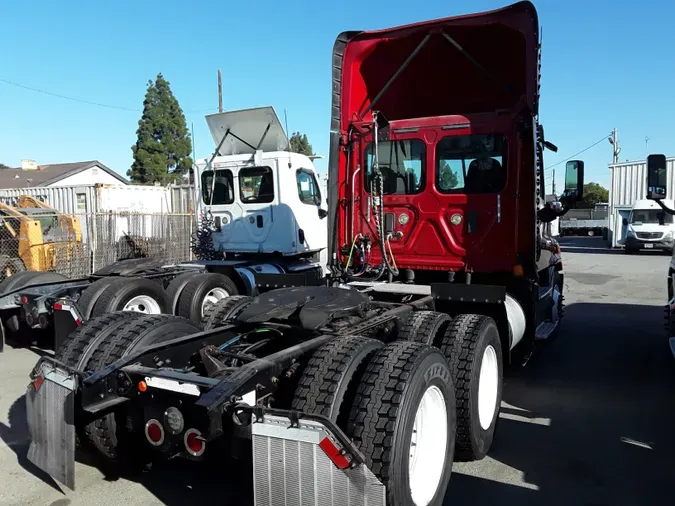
[24, 2, 584, 505]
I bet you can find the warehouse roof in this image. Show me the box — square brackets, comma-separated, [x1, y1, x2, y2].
[0, 160, 127, 188]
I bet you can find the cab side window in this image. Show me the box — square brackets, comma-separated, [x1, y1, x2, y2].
[296, 169, 322, 206]
[201, 168, 234, 205]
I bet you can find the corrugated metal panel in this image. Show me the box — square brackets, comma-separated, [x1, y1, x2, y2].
[169, 185, 195, 214]
[0, 184, 191, 215]
[608, 156, 675, 247]
[0, 185, 98, 214]
[609, 157, 675, 209]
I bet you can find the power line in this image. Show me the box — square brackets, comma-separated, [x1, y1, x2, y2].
[545, 133, 611, 171]
[0, 77, 217, 114]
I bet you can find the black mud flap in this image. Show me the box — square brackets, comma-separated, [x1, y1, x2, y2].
[25, 360, 77, 490]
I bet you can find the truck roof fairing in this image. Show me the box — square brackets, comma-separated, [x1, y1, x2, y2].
[331, 1, 539, 131]
[205, 106, 290, 156]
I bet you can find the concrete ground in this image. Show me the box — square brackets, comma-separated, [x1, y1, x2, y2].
[1, 236, 674, 506]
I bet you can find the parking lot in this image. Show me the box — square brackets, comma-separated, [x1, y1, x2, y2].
[1, 236, 674, 506]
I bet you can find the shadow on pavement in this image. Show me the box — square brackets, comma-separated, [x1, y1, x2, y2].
[445, 301, 675, 506]
[3, 301, 675, 506]
[0, 393, 253, 505]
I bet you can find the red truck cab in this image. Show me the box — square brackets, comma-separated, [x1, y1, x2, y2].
[327, 1, 584, 354]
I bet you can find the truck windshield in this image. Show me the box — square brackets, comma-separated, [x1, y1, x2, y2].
[631, 209, 673, 224]
[435, 134, 507, 194]
[364, 139, 425, 195]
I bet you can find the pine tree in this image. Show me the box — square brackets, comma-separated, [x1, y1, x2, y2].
[128, 73, 192, 184]
[439, 161, 459, 189]
[289, 132, 313, 156]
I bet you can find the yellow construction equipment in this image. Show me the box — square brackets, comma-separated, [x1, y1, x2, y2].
[0, 196, 82, 277]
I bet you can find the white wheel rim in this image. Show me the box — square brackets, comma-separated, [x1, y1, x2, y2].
[201, 287, 229, 316]
[408, 385, 448, 506]
[123, 295, 162, 314]
[478, 345, 500, 430]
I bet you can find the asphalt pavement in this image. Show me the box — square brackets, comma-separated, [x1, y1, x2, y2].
[1, 236, 674, 506]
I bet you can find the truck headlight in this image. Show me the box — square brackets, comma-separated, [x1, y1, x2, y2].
[665, 232, 673, 241]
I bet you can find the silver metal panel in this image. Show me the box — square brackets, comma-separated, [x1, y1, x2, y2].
[0, 185, 97, 214]
[205, 107, 290, 156]
[25, 364, 77, 490]
[347, 280, 432, 295]
[251, 414, 386, 506]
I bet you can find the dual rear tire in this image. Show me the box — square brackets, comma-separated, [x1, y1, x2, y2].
[292, 336, 456, 506]
[399, 310, 504, 461]
[75, 272, 238, 325]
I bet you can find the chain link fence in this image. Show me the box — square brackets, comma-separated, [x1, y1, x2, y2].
[0, 211, 194, 284]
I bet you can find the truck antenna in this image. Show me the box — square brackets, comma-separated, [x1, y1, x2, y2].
[284, 109, 292, 168]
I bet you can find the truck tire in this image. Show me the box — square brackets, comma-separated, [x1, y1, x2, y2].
[437, 314, 503, 461]
[346, 341, 456, 506]
[75, 278, 118, 319]
[201, 295, 253, 330]
[79, 314, 201, 462]
[89, 277, 171, 318]
[0, 255, 25, 281]
[291, 335, 383, 426]
[176, 272, 238, 324]
[54, 312, 142, 370]
[165, 271, 202, 314]
[0, 270, 68, 295]
[398, 310, 451, 345]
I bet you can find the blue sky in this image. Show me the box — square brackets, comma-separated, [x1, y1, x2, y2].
[2, 0, 673, 194]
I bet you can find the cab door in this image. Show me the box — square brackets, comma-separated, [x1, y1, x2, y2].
[293, 167, 328, 254]
[229, 161, 277, 252]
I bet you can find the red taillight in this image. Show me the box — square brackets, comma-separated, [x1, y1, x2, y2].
[319, 436, 351, 470]
[184, 428, 206, 457]
[144, 419, 165, 446]
[53, 302, 63, 311]
[21, 296, 28, 304]
[32, 375, 44, 392]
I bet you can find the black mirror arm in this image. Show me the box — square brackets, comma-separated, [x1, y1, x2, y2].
[655, 200, 675, 215]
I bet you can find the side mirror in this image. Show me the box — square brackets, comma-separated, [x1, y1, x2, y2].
[318, 208, 328, 219]
[622, 218, 628, 226]
[646, 153, 667, 200]
[561, 160, 584, 202]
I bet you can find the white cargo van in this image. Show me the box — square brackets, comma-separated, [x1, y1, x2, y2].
[623, 199, 675, 254]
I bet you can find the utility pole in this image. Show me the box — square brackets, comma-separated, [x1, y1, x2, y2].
[552, 167, 556, 197]
[217, 69, 223, 113]
[608, 128, 620, 164]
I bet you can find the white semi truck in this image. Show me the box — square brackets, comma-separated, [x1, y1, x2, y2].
[0, 106, 329, 352]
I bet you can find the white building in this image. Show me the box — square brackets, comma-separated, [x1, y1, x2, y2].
[608, 156, 675, 247]
[0, 159, 127, 189]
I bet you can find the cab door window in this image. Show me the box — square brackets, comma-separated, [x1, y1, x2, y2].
[296, 169, 322, 206]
